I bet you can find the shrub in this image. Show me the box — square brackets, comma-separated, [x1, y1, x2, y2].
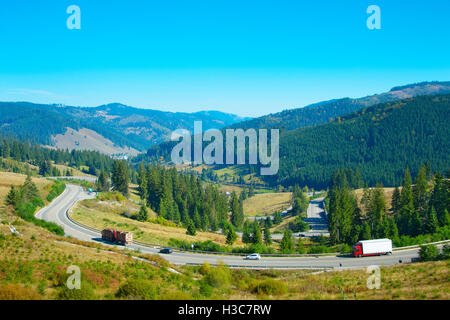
[116, 280, 157, 300]
[0, 284, 41, 300]
[203, 265, 231, 288]
[308, 245, 329, 254]
[198, 282, 213, 297]
[14, 197, 64, 236]
[419, 245, 439, 261]
[288, 217, 310, 233]
[56, 281, 96, 300]
[198, 262, 211, 275]
[251, 279, 288, 296]
[47, 181, 66, 202]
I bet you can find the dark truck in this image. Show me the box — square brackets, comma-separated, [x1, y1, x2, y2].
[101, 228, 133, 245]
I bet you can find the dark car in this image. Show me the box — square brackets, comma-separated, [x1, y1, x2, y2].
[159, 248, 173, 254]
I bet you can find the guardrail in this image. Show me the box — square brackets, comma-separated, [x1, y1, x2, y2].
[65, 208, 450, 257]
[185, 263, 334, 269]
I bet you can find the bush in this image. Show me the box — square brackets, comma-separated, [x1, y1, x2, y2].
[198, 282, 213, 297]
[0, 284, 41, 300]
[288, 217, 310, 233]
[203, 265, 231, 288]
[116, 280, 157, 300]
[419, 245, 439, 261]
[14, 196, 64, 236]
[47, 181, 66, 202]
[308, 245, 329, 254]
[56, 281, 96, 300]
[98, 191, 126, 202]
[198, 262, 211, 275]
[251, 279, 288, 296]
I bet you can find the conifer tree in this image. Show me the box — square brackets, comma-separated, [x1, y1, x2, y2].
[263, 226, 272, 246]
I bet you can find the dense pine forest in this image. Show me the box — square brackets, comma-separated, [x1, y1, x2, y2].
[136, 164, 232, 234]
[269, 94, 450, 189]
[0, 136, 115, 175]
[144, 94, 449, 190]
[327, 166, 450, 247]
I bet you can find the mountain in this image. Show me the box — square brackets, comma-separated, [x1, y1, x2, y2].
[145, 81, 450, 162]
[227, 81, 450, 132]
[0, 102, 250, 156]
[265, 94, 450, 189]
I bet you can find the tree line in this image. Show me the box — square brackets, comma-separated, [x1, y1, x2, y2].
[0, 136, 115, 176]
[327, 165, 450, 246]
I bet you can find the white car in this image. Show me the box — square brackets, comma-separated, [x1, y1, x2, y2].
[245, 253, 261, 260]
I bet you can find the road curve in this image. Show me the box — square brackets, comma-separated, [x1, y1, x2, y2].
[36, 184, 430, 269]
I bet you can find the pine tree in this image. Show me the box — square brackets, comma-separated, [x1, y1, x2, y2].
[431, 174, 449, 226]
[96, 170, 110, 192]
[425, 206, 438, 234]
[230, 192, 243, 228]
[186, 219, 197, 236]
[39, 160, 51, 177]
[111, 160, 129, 196]
[263, 226, 272, 246]
[226, 225, 237, 245]
[280, 229, 294, 253]
[409, 211, 423, 237]
[360, 223, 371, 240]
[251, 221, 262, 245]
[136, 205, 149, 222]
[137, 164, 148, 201]
[21, 174, 38, 201]
[398, 167, 414, 235]
[265, 216, 273, 229]
[193, 207, 202, 229]
[413, 165, 428, 216]
[273, 211, 282, 225]
[242, 221, 252, 244]
[391, 186, 401, 215]
[5, 185, 19, 207]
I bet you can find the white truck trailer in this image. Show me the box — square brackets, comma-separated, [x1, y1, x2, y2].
[353, 238, 392, 257]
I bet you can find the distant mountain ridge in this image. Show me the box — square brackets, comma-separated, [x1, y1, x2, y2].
[0, 102, 250, 156]
[227, 81, 450, 132]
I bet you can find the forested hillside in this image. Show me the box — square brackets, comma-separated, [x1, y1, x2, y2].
[267, 94, 450, 189]
[0, 102, 248, 153]
[0, 136, 115, 176]
[227, 81, 450, 132]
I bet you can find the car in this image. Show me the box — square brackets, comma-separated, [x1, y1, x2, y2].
[159, 248, 173, 254]
[244, 253, 261, 260]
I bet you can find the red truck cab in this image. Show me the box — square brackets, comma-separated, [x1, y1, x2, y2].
[353, 242, 367, 257]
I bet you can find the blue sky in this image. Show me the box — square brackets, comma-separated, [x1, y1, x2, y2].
[0, 0, 449, 117]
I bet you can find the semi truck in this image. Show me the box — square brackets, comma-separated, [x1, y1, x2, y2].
[101, 228, 133, 245]
[353, 238, 392, 257]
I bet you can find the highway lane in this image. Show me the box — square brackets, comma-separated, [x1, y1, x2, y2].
[36, 184, 431, 269]
[300, 197, 330, 237]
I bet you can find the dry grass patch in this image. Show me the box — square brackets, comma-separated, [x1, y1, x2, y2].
[243, 192, 292, 217]
[0, 172, 52, 208]
[354, 187, 400, 211]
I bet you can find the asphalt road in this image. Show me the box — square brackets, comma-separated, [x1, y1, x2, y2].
[300, 197, 330, 237]
[35, 184, 433, 269]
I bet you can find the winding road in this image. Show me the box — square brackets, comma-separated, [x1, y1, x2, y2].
[35, 184, 443, 270]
